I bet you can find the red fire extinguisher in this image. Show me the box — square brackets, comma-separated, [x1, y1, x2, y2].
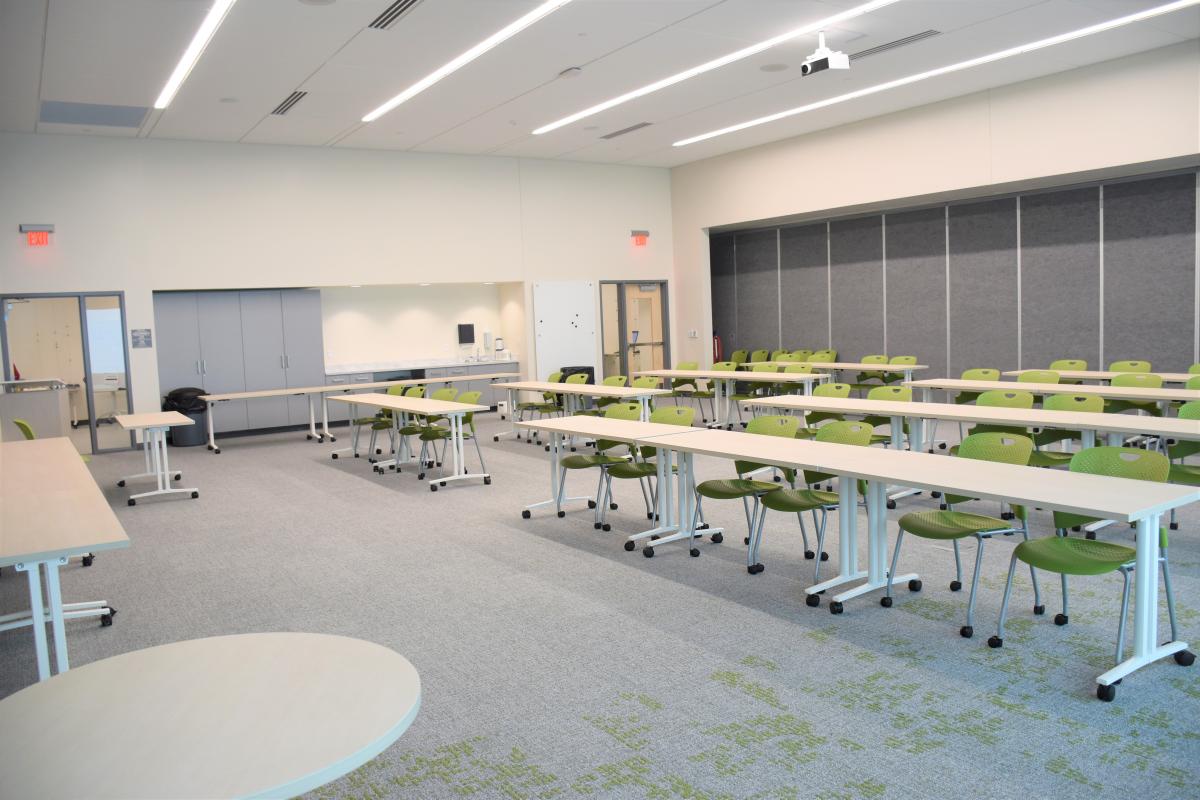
[713, 333, 723, 362]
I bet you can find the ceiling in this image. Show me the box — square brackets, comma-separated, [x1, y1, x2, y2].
[0, 0, 1196, 167]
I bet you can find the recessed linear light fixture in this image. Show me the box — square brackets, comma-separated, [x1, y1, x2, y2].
[675, 0, 1200, 147]
[362, 0, 573, 122]
[531, 0, 900, 136]
[154, 0, 238, 109]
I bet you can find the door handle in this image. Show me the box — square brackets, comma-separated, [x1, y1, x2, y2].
[201, 360, 207, 375]
[196, 360, 201, 374]
[285, 354, 290, 369]
[280, 355, 285, 369]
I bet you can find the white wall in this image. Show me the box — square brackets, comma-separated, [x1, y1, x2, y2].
[4, 296, 84, 385]
[0, 135, 673, 412]
[669, 41, 1200, 365]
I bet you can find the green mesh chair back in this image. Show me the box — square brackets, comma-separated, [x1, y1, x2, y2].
[711, 361, 737, 371]
[386, 384, 406, 396]
[12, 418, 36, 440]
[1112, 372, 1162, 389]
[970, 389, 1034, 436]
[455, 391, 484, 429]
[564, 373, 589, 385]
[802, 420, 874, 486]
[547, 371, 563, 382]
[791, 349, 813, 360]
[734, 415, 800, 476]
[856, 354, 890, 384]
[404, 386, 426, 398]
[649, 405, 695, 426]
[1109, 360, 1151, 373]
[1054, 447, 1170, 530]
[542, 371, 564, 404]
[1105, 372, 1164, 416]
[590, 402, 642, 453]
[1017, 370, 1059, 384]
[751, 363, 778, 372]
[813, 382, 852, 399]
[866, 385, 912, 402]
[1050, 359, 1087, 371]
[594, 375, 628, 406]
[669, 361, 699, 393]
[774, 353, 800, 362]
[729, 349, 748, 364]
[430, 387, 458, 402]
[807, 349, 836, 363]
[749, 349, 769, 362]
[1169, 401, 1200, 461]
[631, 376, 662, 390]
[956, 368, 1000, 404]
[784, 363, 814, 373]
[1043, 393, 1103, 413]
[1033, 393, 1102, 449]
[770, 349, 789, 360]
[890, 356, 917, 366]
[861, 354, 889, 365]
[943, 433, 1034, 510]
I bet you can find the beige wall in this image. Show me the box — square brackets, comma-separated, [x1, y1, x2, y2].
[669, 41, 1200, 366]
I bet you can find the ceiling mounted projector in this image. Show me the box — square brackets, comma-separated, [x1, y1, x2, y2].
[801, 31, 849, 76]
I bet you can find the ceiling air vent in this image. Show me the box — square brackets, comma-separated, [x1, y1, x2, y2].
[271, 91, 308, 115]
[600, 122, 652, 140]
[369, 0, 423, 30]
[851, 29, 941, 61]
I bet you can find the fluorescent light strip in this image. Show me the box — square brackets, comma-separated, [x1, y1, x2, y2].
[675, 0, 1200, 147]
[154, 0, 238, 109]
[532, 0, 902, 136]
[363, 0, 573, 122]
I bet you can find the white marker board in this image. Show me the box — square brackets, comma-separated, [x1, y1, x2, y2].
[532, 281, 597, 380]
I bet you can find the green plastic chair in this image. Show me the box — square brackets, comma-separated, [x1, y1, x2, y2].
[749, 349, 769, 363]
[806, 349, 837, 363]
[1189, 364, 1200, 375]
[688, 415, 800, 558]
[728, 349, 748, 365]
[1027, 394, 1104, 468]
[602, 405, 697, 534]
[1189, 376, 1200, 390]
[12, 418, 36, 441]
[952, 389, 1033, 447]
[517, 370, 563, 436]
[729, 364, 778, 426]
[1166, 401, 1200, 531]
[553, 402, 642, 527]
[941, 368, 1001, 445]
[882, 355, 918, 384]
[794, 382, 853, 438]
[885, 433, 1038, 638]
[861, 385, 913, 448]
[1017, 370, 1059, 384]
[991, 447, 1190, 701]
[417, 390, 488, 483]
[364, 384, 420, 457]
[755, 421, 874, 581]
[774, 353, 800, 363]
[1105, 372, 1163, 416]
[853, 354, 890, 391]
[564, 372, 589, 385]
[1109, 360, 1151, 373]
[770, 349, 790, 361]
[782, 363, 815, 395]
[589, 375, 629, 413]
[1050, 359, 1087, 385]
[791, 349, 813, 361]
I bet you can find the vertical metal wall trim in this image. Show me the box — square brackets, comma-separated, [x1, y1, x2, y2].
[826, 221, 833, 348]
[776, 228, 783, 351]
[944, 205, 951, 376]
[1195, 171, 1199, 364]
[1015, 196, 1022, 370]
[732, 236, 738, 349]
[1098, 184, 1105, 367]
[881, 214, 888, 354]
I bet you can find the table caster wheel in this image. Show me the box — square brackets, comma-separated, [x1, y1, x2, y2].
[1054, 613, 1069, 626]
[938, 442, 947, 450]
[939, 503, 947, 510]
[984, 636, 1002, 649]
[820, 551, 829, 561]
[522, 510, 531, 519]
[557, 511, 565, 518]
[960, 625, 973, 639]
[829, 601, 844, 615]
[1174, 649, 1195, 666]
[643, 546, 654, 558]
[646, 512, 654, 520]
[127, 499, 136, 506]
[773, 475, 781, 482]
[82, 555, 94, 567]
[1033, 604, 1046, 615]
[417, 473, 425, 480]
[329, 437, 336, 442]
[331, 453, 339, 460]
[949, 580, 962, 592]
[430, 484, 438, 492]
[880, 596, 892, 607]
[191, 491, 199, 499]
[602, 524, 611, 532]
[610, 502, 618, 510]
[1170, 522, 1179, 530]
[908, 579, 922, 592]
[214, 449, 221, 454]
[101, 610, 116, 626]
[711, 532, 723, 544]
[886, 499, 896, 510]
[174, 473, 182, 481]
[594, 522, 602, 530]
[588, 500, 597, 509]
[624, 541, 636, 552]
[744, 536, 750, 545]
[117, 479, 126, 487]
[1085, 531, 1096, 540]
[804, 550, 815, 560]
[931, 491, 942, 499]
[376, 449, 382, 455]
[747, 563, 763, 573]
[691, 548, 702, 558]
[545, 445, 550, 452]
[439, 481, 446, 486]
[805, 594, 820, 608]
[484, 476, 491, 485]
[493, 435, 500, 442]
[1096, 684, 1116, 702]
[306, 434, 313, 440]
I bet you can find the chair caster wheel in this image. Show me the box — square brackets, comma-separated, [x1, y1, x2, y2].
[987, 636, 1003, 648]
[960, 625, 973, 639]
[646, 513, 654, 520]
[938, 442, 947, 450]
[521, 510, 531, 519]
[804, 550, 815, 560]
[698, 523, 709, 530]
[101, 609, 116, 626]
[430, 484, 437, 492]
[949, 580, 962, 592]
[82, 555, 94, 567]
[820, 551, 829, 561]
[117, 479, 125, 487]
[711, 532, 723, 544]
[1096, 684, 1116, 702]
[829, 601, 844, 615]
[594, 522, 602, 529]
[493, 436, 499, 442]
[908, 579, 922, 592]
[389, 465, 396, 471]
[747, 563, 763, 573]
[484, 476, 491, 485]
[886, 499, 896, 510]
[931, 491, 942, 498]
[1072, 526, 1081, 532]
[1033, 604, 1046, 615]
[624, 541, 636, 552]
[744, 537, 750, 545]
[610, 502, 618, 510]
[545, 446, 550, 452]
[557, 510, 566, 518]
[880, 596, 892, 608]
[806, 594, 820, 607]
[588, 500, 597, 509]
[127, 499, 136, 506]
[375, 449, 382, 455]
[692, 548, 702, 558]
[306, 434, 313, 440]
[939, 503, 947, 510]
[602, 524, 611, 532]
[1054, 613, 1069, 626]
[332, 453, 339, 459]
[417, 473, 425, 480]
[191, 491, 199, 499]
[1174, 649, 1196, 666]
[1085, 531, 1096, 540]
[643, 546, 654, 558]
[773, 475, 781, 482]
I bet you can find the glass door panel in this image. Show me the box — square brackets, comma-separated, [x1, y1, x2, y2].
[83, 295, 133, 451]
[624, 283, 665, 374]
[600, 283, 622, 378]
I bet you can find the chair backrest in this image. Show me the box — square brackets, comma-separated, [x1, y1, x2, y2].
[631, 376, 662, 389]
[12, 418, 36, 440]
[784, 363, 814, 373]
[866, 385, 911, 402]
[1043, 393, 1103, 413]
[547, 371, 563, 382]
[430, 387, 458, 402]
[386, 384, 406, 396]
[711, 361, 737, 371]
[861, 354, 888, 365]
[729, 349, 748, 364]
[455, 391, 483, 425]
[1112, 372, 1162, 389]
[751, 363, 778, 372]
[564, 373, 589, 384]
[1050, 359, 1087, 371]
[1169, 401, 1200, 460]
[735, 415, 800, 475]
[813, 420, 874, 447]
[1188, 375, 1200, 390]
[945, 432, 1034, 509]
[976, 389, 1034, 409]
[601, 375, 628, 387]
[749, 349, 769, 362]
[1109, 360, 1151, 373]
[889, 355, 917, 366]
[807, 349, 836, 363]
[1017, 370, 1059, 384]
[404, 385, 426, 398]
[1055, 446, 1169, 530]
[791, 349, 813, 360]
[1178, 401, 1200, 420]
[1190, 363, 1200, 375]
[774, 353, 800, 363]
[813, 382, 852, 399]
[594, 402, 642, 452]
[961, 368, 1000, 381]
[672, 361, 699, 390]
[649, 405, 695, 426]
[770, 349, 789, 360]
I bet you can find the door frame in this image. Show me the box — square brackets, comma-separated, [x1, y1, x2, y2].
[1, 291, 135, 453]
[599, 280, 671, 378]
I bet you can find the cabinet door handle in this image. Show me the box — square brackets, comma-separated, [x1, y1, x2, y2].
[201, 360, 207, 375]
[195, 360, 201, 374]
[280, 355, 285, 369]
[285, 354, 290, 369]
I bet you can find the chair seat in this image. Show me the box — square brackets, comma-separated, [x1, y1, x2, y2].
[370, 420, 393, 431]
[760, 487, 838, 512]
[899, 510, 1011, 540]
[607, 461, 660, 480]
[1027, 449, 1074, 468]
[1014, 536, 1135, 576]
[517, 401, 558, 412]
[695, 478, 779, 499]
[1170, 463, 1200, 486]
[418, 426, 451, 441]
[560, 453, 626, 470]
[353, 416, 379, 426]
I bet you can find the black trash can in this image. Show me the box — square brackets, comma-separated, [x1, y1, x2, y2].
[164, 387, 208, 447]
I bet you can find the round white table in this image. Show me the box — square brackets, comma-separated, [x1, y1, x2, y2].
[0, 632, 421, 799]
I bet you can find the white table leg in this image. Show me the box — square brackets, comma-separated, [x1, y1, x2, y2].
[127, 427, 198, 504]
[1097, 512, 1189, 687]
[832, 480, 917, 608]
[321, 395, 334, 442]
[1081, 429, 1097, 449]
[524, 432, 587, 515]
[206, 402, 220, 453]
[430, 413, 489, 489]
[44, 557, 69, 674]
[1106, 431, 1125, 447]
[806, 478, 867, 599]
[307, 395, 321, 441]
[638, 395, 650, 421]
[16, 561, 50, 681]
[887, 414, 921, 504]
[330, 398, 360, 459]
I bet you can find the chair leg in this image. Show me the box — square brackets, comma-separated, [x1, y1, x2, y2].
[592, 472, 606, 526]
[952, 539, 963, 588]
[740, 496, 753, 542]
[1020, 525, 1042, 610]
[814, 509, 829, 583]
[1115, 566, 1133, 665]
[884, 529, 905, 603]
[794, 511, 811, 559]
[963, 535, 986, 636]
[1162, 546, 1179, 642]
[471, 434, 487, 473]
[748, 499, 766, 571]
[992, 551, 1021, 646]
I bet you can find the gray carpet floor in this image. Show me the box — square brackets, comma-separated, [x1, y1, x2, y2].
[2, 412, 1199, 799]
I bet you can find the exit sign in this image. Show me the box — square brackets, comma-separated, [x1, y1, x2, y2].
[26, 231, 49, 246]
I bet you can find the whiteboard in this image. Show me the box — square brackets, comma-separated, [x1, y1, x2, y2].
[532, 281, 597, 380]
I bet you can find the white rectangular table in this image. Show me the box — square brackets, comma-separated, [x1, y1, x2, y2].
[0, 437, 129, 681]
[907, 378, 1200, 417]
[744, 362, 929, 383]
[636, 369, 829, 429]
[328, 394, 490, 490]
[114, 411, 200, 506]
[497, 381, 670, 442]
[1004, 369, 1195, 384]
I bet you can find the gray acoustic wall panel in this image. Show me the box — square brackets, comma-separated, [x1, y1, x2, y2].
[829, 216, 884, 362]
[779, 223, 830, 351]
[885, 208, 948, 375]
[1021, 187, 1100, 371]
[709, 233, 737, 348]
[1103, 174, 1197, 371]
[734, 229, 781, 353]
[949, 198, 1019, 375]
